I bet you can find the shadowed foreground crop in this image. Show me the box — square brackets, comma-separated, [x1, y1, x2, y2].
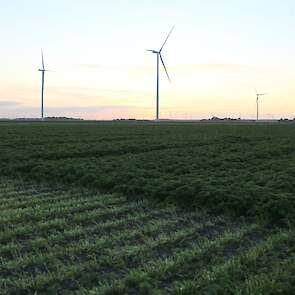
[0, 178, 294, 294]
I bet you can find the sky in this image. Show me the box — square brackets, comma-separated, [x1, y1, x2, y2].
[1, 0, 295, 120]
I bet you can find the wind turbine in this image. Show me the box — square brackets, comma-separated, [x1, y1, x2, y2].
[38, 50, 47, 120]
[255, 89, 268, 121]
[147, 26, 174, 120]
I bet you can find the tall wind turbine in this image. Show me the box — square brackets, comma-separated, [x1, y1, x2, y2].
[38, 50, 47, 119]
[147, 26, 174, 120]
[255, 89, 268, 121]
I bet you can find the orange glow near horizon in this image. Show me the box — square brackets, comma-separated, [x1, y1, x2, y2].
[1, 62, 294, 120]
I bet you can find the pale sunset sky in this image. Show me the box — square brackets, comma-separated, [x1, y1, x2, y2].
[1, 0, 295, 119]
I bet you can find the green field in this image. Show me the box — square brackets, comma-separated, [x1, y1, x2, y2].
[1, 122, 295, 221]
[1, 178, 294, 295]
[0, 122, 295, 294]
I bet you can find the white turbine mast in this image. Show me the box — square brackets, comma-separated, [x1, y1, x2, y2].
[255, 89, 268, 121]
[38, 50, 50, 120]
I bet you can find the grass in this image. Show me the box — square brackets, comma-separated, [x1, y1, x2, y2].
[1, 178, 294, 295]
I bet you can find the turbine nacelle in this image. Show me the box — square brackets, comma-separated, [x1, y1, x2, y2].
[146, 49, 159, 54]
[255, 89, 268, 98]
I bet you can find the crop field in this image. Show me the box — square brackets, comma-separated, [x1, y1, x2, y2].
[1, 122, 295, 221]
[0, 178, 294, 295]
[0, 122, 295, 294]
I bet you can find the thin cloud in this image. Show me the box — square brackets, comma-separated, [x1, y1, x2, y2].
[74, 63, 153, 73]
[74, 64, 125, 71]
[48, 86, 144, 103]
[0, 104, 153, 120]
[172, 63, 256, 72]
[0, 105, 151, 113]
[74, 63, 256, 74]
[49, 105, 134, 113]
[75, 64, 106, 70]
[0, 101, 22, 107]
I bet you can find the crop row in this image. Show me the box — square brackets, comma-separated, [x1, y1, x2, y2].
[1, 220, 249, 294]
[85, 229, 294, 295]
[1, 178, 294, 294]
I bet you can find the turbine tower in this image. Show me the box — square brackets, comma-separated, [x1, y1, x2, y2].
[255, 89, 268, 121]
[38, 50, 47, 120]
[147, 26, 174, 120]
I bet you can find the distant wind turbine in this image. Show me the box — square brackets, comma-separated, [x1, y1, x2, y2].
[255, 89, 268, 121]
[147, 26, 174, 120]
[38, 50, 48, 119]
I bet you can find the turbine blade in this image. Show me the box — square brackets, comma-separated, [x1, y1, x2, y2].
[160, 54, 170, 82]
[41, 49, 45, 70]
[159, 26, 174, 53]
[146, 49, 155, 53]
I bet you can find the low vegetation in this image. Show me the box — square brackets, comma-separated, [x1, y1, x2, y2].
[1, 122, 295, 293]
[0, 122, 295, 222]
[1, 178, 294, 294]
